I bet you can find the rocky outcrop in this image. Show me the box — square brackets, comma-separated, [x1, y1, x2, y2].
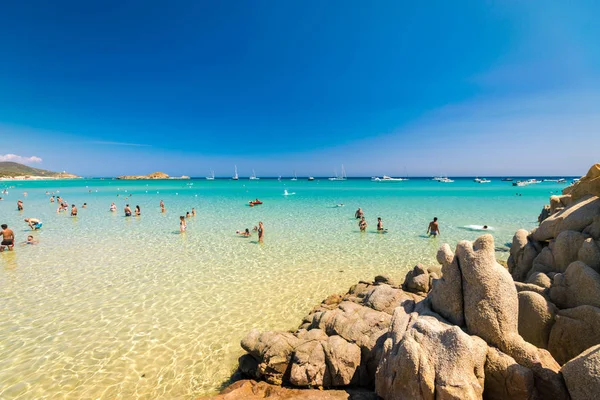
[561, 344, 600, 400]
[429, 243, 464, 326]
[483, 347, 535, 400]
[402, 264, 430, 294]
[117, 171, 170, 180]
[562, 163, 600, 201]
[531, 195, 600, 242]
[507, 229, 540, 281]
[239, 279, 425, 390]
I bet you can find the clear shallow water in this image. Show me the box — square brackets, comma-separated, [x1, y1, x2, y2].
[0, 177, 569, 398]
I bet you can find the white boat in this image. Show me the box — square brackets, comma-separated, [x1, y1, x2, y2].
[308, 176, 315, 181]
[474, 177, 482, 183]
[249, 169, 260, 180]
[478, 179, 491, 183]
[372, 175, 407, 182]
[439, 177, 454, 183]
[291, 171, 297, 181]
[206, 169, 215, 180]
[328, 165, 347, 181]
[232, 165, 239, 180]
[432, 177, 443, 181]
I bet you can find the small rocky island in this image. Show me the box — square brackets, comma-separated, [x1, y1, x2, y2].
[117, 172, 190, 180]
[204, 164, 600, 400]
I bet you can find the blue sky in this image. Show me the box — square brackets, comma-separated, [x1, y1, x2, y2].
[0, 1, 599, 177]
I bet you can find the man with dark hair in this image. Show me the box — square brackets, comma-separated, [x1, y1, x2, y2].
[124, 204, 132, 217]
[1, 224, 15, 251]
[427, 217, 440, 237]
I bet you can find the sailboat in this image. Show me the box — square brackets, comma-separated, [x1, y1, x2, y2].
[206, 169, 215, 180]
[249, 169, 260, 180]
[291, 171, 297, 181]
[328, 165, 347, 181]
[232, 165, 239, 180]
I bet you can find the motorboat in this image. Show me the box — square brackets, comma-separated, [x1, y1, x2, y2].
[478, 179, 491, 183]
[372, 176, 407, 182]
[308, 176, 315, 181]
[439, 177, 454, 183]
[501, 178, 513, 181]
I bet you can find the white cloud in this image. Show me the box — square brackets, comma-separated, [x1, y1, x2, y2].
[0, 154, 43, 164]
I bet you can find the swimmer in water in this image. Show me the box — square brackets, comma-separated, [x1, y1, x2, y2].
[23, 235, 37, 245]
[110, 202, 117, 212]
[377, 217, 385, 232]
[82, 203, 87, 208]
[180, 216, 187, 232]
[192, 208, 196, 216]
[186, 212, 191, 218]
[135, 205, 141, 216]
[17, 199, 24, 211]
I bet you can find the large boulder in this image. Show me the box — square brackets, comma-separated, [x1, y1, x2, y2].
[549, 261, 600, 309]
[531, 195, 600, 242]
[507, 229, 540, 281]
[451, 235, 568, 399]
[526, 272, 552, 289]
[553, 230, 590, 272]
[483, 347, 536, 400]
[361, 284, 418, 315]
[548, 305, 600, 365]
[308, 301, 392, 386]
[402, 264, 430, 294]
[562, 163, 600, 201]
[577, 238, 600, 272]
[518, 291, 557, 349]
[583, 215, 600, 240]
[429, 243, 464, 326]
[375, 310, 488, 400]
[561, 344, 600, 400]
[241, 330, 302, 385]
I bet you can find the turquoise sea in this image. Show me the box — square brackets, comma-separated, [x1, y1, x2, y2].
[0, 177, 570, 398]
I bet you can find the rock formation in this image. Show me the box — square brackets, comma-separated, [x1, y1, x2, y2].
[217, 164, 600, 399]
[117, 171, 171, 179]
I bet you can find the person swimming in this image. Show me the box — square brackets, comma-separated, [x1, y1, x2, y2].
[23, 235, 37, 245]
[186, 212, 191, 218]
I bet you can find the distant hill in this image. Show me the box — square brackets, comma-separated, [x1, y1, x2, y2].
[0, 162, 78, 178]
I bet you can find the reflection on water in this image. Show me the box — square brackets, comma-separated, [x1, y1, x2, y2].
[0, 178, 559, 398]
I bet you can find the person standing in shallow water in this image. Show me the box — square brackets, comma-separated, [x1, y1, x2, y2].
[135, 205, 141, 216]
[355, 207, 363, 219]
[180, 216, 187, 233]
[1, 224, 15, 252]
[359, 217, 368, 232]
[17, 200, 23, 211]
[124, 204, 132, 217]
[427, 217, 440, 237]
[258, 222, 264, 243]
